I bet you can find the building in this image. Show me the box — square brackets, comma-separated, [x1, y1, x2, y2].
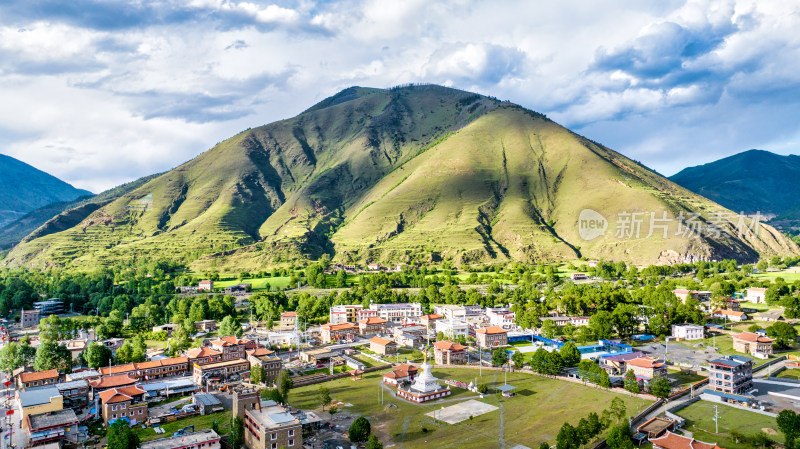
[51, 380, 90, 409]
[192, 359, 251, 385]
[195, 320, 217, 332]
[17, 387, 63, 430]
[433, 340, 467, 365]
[434, 304, 483, 322]
[650, 431, 723, 449]
[280, 312, 298, 328]
[65, 369, 101, 382]
[98, 386, 148, 426]
[139, 378, 199, 400]
[141, 429, 222, 449]
[193, 394, 225, 415]
[476, 326, 508, 348]
[152, 323, 178, 336]
[98, 356, 190, 380]
[224, 284, 251, 295]
[396, 358, 451, 403]
[599, 351, 646, 375]
[712, 309, 747, 322]
[33, 300, 65, 316]
[754, 310, 784, 322]
[25, 408, 79, 447]
[671, 323, 704, 341]
[369, 303, 423, 323]
[17, 369, 59, 389]
[369, 337, 398, 355]
[299, 348, 338, 365]
[186, 346, 223, 365]
[247, 348, 283, 384]
[358, 316, 389, 335]
[90, 374, 138, 392]
[244, 402, 303, 449]
[100, 337, 126, 352]
[329, 304, 367, 324]
[392, 324, 427, 348]
[732, 332, 773, 357]
[419, 314, 443, 328]
[672, 289, 712, 303]
[435, 319, 469, 340]
[20, 309, 40, 328]
[320, 322, 359, 343]
[570, 273, 588, 281]
[745, 287, 768, 304]
[626, 356, 668, 381]
[485, 307, 515, 330]
[208, 336, 256, 360]
[636, 416, 676, 440]
[708, 355, 753, 395]
[382, 364, 418, 385]
[541, 314, 590, 327]
[198, 280, 214, 291]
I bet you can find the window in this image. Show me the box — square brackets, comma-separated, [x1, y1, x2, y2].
[271, 432, 277, 440]
[289, 439, 295, 446]
[288, 429, 294, 437]
[271, 444, 278, 449]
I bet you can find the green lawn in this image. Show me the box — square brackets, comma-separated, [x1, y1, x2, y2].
[288, 368, 651, 448]
[135, 411, 231, 442]
[214, 276, 292, 291]
[354, 354, 379, 368]
[667, 368, 707, 389]
[753, 271, 800, 283]
[675, 400, 782, 448]
[775, 368, 800, 380]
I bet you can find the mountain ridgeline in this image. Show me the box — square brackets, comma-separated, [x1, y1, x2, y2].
[4, 85, 798, 270]
[669, 149, 800, 226]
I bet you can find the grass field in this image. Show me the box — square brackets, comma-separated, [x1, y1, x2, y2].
[753, 271, 800, 283]
[775, 368, 800, 380]
[288, 368, 651, 448]
[667, 368, 707, 389]
[675, 401, 782, 448]
[135, 411, 230, 442]
[214, 276, 292, 291]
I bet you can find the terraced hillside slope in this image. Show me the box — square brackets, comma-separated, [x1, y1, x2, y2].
[4, 85, 797, 270]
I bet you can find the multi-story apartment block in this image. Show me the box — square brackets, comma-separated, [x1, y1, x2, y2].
[435, 319, 469, 340]
[141, 430, 221, 449]
[476, 326, 508, 348]
[732, 332, 773, 357]
[208, 336, 257, 361]
[192, 359, 251, 384]
[433, 340, 467, 365]
[98, 386, 148, 426]
[368, 303, 423, 323]
[17, 369, 60, 389]
[708, 355, 753, 395]
[486, 307, 516, 330]
[626, 356, 668, 381]
[247, 348, 283, 384]
[98, 357, 190, 380]
[320, 322, 359, 343]
[329, 304, 374, 324]
[244, 403, 303, 449]
[358, 316, 388, 335]
[671, 323, 704, 341]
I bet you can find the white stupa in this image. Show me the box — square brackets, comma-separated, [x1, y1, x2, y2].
[397, 351, 451, 403]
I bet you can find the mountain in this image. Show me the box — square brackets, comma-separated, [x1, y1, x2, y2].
[4, 85, 798, 270]
[0, 172, 162, 250]
[670, 150, 800, 224]
[0, 154, 92, 228]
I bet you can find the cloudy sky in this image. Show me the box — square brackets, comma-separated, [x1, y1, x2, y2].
[1, 0, 798, 192]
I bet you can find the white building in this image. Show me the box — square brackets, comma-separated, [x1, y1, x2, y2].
[369, 303, 422, 323]
[745, 287, 768, 304]
[435, 320, 469, 340]
[671, 323, 704, 341]
[329, 304, 376, 324]
[485, 307, 515, 330]
[433, 305, 482, 322]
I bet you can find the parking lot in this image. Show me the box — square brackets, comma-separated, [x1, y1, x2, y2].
[637, 341, 722, 369]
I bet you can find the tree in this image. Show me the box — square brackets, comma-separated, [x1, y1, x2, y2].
[250, 364, 264, 385]
[230, 415, 245, 449]
[608, 397, 627, 422]
[34, 341, 72, 373]
[349, 416, 371, 443]
[277, 370, 293, 402]
[540, 319, 558, 339]
[559, 342, 581, 367]
[530, 348, 548, 374]
[318, 385, 332, 411]
[767, 322, 798, 349]
[589, 311, 614, 340]
[556, 422, 580, 449]
[606, 423, 634, 449]
[83, 341, 112, 369]
[748, 324, 762, 333]
[624, 370, 640, 394]
[106, 419, 140, 449]
[365, 434, 384, 449]
[777, 409, 800, 449]
[648, 376, 671, 399]
[0, 342, 34, 374]
[106, 310, 125, 337]
[511, 351, 525, 370]
[491, 348, 509, 367]
[543, 350, 564, 376]
[115, 342, 134, 364]
[219, 316, 242, 337]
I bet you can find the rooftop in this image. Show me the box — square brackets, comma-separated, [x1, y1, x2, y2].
[27, 408, 79, 430]
[709, 355, 753, 367]
[90, 374, 138, 389]
[17, 387, 60, 408]
[648, 430, 722, 449]
[246, 405, 301, 430]
[476, 326, 508, 335]
[98, 386, 147, 404]
[18, 369, 59, 383]
[433, 340, 467, 351]
[369, 336, 394, 346]
[732, 332, 773, 343]
[193, 393, 222, 407]
[140, 430, 221, 449]
[194, 358, 249, 370]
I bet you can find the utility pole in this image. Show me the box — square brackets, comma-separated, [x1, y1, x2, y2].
[713, 404, 719, 434]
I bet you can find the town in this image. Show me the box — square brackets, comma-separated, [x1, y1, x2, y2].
[1, 257, 800, 449]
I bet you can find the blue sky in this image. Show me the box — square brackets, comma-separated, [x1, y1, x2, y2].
[1, 0, 798, 192]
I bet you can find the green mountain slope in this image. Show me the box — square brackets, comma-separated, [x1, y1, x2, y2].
[670, 150, 800, 219]
[4, 86, 798, 270]
[0, 154, 92, 227]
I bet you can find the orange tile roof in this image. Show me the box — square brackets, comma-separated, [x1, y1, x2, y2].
[90, 374, 138, 389]
[650, 431, 723, 449]
[98, 386, 146, 404]
[747, 287, 768, 292]
[422, 314, 443, 320]
[98, 357, 188, 375]
[281, 312, 297, 317]
[626, 356, 665, 369]
[476, 326, 507, 335]
[18, 369, 58, 383]
[433, 340, 466, 351]
[246, 348, 274, 357]
[186, 347, 222, 358]
[383, 364, 418, 379]
[733, 332, 774, 343]
[359, 317, 388, 325]
[369, 337, 394, 346]
[714, 309, 745, 317]
[322, 322, 358, 331]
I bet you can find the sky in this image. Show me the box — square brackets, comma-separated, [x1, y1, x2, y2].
[1, 0, 799, 193]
